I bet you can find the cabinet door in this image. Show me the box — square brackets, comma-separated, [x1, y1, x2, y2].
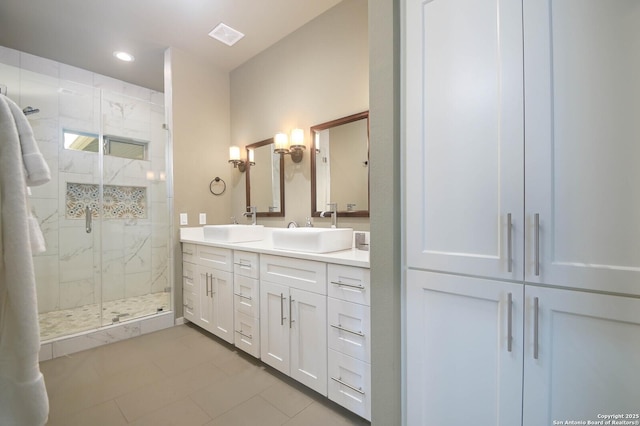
[524, 0, 640, 295]
[260, 281, 290, 375]
[196, 265, 214, 331]
[523, 286, 640, 425]
[406, 270, 523, 426]
[405, 0, 524, 280]
[211, 269, 234, 344]
[290, 288, 328, 396]
[182, 261, 198, 323]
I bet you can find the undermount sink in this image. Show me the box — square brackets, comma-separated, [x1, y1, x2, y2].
[272, 227, 353, 253]
[203, 224, 265, 243]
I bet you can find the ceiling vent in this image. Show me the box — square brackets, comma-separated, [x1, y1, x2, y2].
[208, 23, 245, 46]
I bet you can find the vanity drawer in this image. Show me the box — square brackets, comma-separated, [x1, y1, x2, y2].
[328, 349, 371, 421]
[328, 298, 371, 363]
[234, 251, 260, 279]
[234, 275, 259, 318]
[182, 243, 196, 264]
[235, 311, 260, 358]
[196, 245, 233, 272]
[260, 254, 327, 295]
[328, 264, 370, 306]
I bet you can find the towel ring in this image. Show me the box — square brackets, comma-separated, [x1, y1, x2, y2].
[209, 177, 226, 196]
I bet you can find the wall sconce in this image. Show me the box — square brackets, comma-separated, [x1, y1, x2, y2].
[229, 146, 246, 172]
[274, 129, 305, 163]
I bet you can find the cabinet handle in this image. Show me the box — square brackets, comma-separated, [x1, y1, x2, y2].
[534, 213, 540, 276]
[331, 377, 365, 395]
[235, 330, 252, 339]
[331, 281, 365, 290]
[183, 249, 194, 255]
[533, 297, 539, 359]
[507, 293, 513, 352]
[507, 213, 512, 273]
[233, 292, 252, 301]
[330, 323, 365, 337]
[234, 261, 252, 268]
[280, 293, 285, 326]
[289, 297, 295, 328]
[205, 273, 210, 297]
[85, 206, 92, 233]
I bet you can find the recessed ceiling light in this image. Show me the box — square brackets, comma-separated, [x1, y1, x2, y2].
[208, 23, 244, 47]
[113, 51, 135, 62]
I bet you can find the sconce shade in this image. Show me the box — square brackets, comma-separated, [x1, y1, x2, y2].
[290, 128, 305, 149]
[229, 146, 241, 161]
[248, 149, 255, 164]
[274, 132, 289, 153]
[228, 145, 246, 172]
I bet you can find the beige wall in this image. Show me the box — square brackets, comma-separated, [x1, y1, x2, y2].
[229, 0, 369, 230]
[167, 47, 232, 316]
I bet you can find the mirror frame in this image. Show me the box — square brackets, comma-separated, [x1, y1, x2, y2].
[310, 111, 370, 218]
[245, 137, 285, 217]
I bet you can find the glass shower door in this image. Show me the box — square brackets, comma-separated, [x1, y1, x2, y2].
[98, 89, 171, 326]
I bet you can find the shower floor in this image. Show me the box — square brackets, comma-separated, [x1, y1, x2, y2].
[39, 292, 171, 341]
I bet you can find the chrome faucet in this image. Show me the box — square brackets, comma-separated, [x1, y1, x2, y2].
[320, 202, 338, 228]
[243, 206, 257, 225]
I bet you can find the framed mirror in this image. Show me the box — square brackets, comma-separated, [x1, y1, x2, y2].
[246, 138, 285, 217]
[311, 111, 369, 217]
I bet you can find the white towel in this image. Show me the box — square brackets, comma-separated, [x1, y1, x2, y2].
[0, 94, 50, 426]
[4, 97, 51, 186]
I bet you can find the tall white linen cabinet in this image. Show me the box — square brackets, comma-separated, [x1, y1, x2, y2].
[403, 0, 640, 424]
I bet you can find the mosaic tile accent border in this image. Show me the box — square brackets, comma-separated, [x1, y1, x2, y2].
[66, 182, 147, 219]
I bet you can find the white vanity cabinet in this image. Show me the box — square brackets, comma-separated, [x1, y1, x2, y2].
[233, 251, 260, 357]
[327, 264, 371, 421]
[260, 254, 328, 396]
[184, 244, 234, 344]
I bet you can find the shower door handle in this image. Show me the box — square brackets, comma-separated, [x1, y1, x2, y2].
[85, 206, 92, 233]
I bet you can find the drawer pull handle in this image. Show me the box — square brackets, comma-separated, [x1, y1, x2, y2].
[234, 261, 252, 268]
[331, 377, 365, 395]
[331, 281, 365, 290]
[236, 330, 252, 339]
[183, 249, 194, 255]
[330, 323, 365, 337]
[234, 292, 252, 301]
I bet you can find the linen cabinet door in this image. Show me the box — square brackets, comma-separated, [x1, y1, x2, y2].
[406, 270, 523, 426]
[524, 0, 640, 295]
[523, 286, 640, 425]
[404, 0, 524, 280]
[260, 281, 290, 375]
[289, 288, 327, 396]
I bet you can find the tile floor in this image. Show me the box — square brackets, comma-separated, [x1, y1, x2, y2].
[40, 323, 370, 426]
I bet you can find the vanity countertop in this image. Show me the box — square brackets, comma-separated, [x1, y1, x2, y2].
[180, 227, 370, 269]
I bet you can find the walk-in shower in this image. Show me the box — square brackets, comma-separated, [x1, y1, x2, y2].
[0, 46, 173, 343]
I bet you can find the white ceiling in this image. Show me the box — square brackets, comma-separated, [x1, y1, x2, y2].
[0, 0, 343, 92]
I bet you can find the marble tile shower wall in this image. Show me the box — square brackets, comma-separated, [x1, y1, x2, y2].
[0, 45, 170, 314]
